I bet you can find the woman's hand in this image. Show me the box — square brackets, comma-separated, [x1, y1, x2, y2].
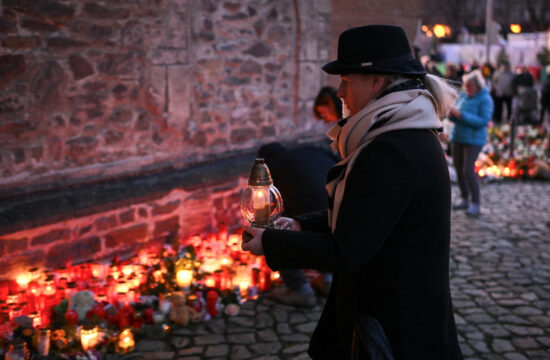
[274, 217, 302, 231]
[449, 106, 461, 118]
[241, 226, 265, 255]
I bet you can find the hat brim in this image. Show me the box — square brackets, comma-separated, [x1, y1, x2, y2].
[322, 58, 426, 76]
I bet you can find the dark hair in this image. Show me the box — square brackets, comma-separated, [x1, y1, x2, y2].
[313, 86, 342, 120]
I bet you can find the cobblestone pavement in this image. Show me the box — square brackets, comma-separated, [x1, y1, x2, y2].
[125, 181, 550, 360]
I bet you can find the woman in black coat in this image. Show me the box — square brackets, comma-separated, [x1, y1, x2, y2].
[242, 25, 463, 359]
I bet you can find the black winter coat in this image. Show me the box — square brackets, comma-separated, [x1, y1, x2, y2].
[263, 129, 463, 359]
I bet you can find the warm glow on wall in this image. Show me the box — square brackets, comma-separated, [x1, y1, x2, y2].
[510, 24, 521, 33]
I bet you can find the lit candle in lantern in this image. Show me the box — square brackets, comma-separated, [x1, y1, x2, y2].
[228, 234, 241, 252]
[153, 270, 163, 282]
[36, 328, 50, 356]
[117, 329, 135, 353]
[241, 158, 283, 229]
[29, 311, 42, 327]
[116, 281, 129, 294]
[239, 280, 249, 298]
[29, 281, 41, 297]
[16, 273, 31, 291]
[43, 281, 56, 297]
[122, 265, 134, 278]
[176, 269, 193, 289]
[80, 327, 99, 351]
[221, 257, 231, 267]
[205, 277, 216, 288]
[252, 187, 270, 225]
[201, 258, 218, 273]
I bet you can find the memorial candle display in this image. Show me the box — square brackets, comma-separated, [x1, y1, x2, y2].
[0, 226, 278, 353]
[0, 219, 285, 360]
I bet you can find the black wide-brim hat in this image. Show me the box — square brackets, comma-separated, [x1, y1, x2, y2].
[322, 25, 426, 77]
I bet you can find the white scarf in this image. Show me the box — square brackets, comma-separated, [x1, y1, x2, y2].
[326, 88, 442, 231]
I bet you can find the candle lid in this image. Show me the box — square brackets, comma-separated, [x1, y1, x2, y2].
[247, 158, 273, 186]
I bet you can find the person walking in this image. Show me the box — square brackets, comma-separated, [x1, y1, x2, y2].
[491, 62, 515, 124]
[540, 65, 550, 125]
[242, 25, 463, 359]
[449, 69, 494, 217]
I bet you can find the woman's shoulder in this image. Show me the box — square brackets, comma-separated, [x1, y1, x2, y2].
[478, 87, 492, 99]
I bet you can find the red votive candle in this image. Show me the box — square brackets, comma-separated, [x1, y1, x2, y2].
[206, 290, 219, 317]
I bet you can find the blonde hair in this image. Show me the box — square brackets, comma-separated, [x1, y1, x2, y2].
[462, 69, 486, 90]
[384, 74, 459, 118]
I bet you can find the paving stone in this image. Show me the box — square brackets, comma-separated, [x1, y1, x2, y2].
[536, 336, 550, 347]
[295, 321, 317, 333]
[511, 337, 539, 349]
[491, 338, 514, 352]
[503, 325, 544, 336]
[229, 317, 255, 328]
[280, 334, 310, 343]
[497, 315, 532, 325]
[459, 344, 475, 357]
[204, 344, 229, 357]
[135, 339, 168, 352]
[272, 308, 288, 322]
[286, 353, 310, 360]
[465, 312, 494, 324]
[249, 342, 282, 356]
[171, 336, 191, 349]
[465, 331, 484, 340]
[230, 345, 253, 360]
[276, 322, 292, 335]
[470, 339, 491, 353]
[479, 324, 510, 337]
[227, 332, 255, 344]
[282, 343, 309, 354]
[194, 334, 225, 346]
[254, 312, 274, 328]
[204, 318, 226, 334]
[503, 352, 529, 360]
[288, 312, 308, 324]
[178, 346, 204, 356]
[257, 329, 278, 342]
[513, 306, 543, 315]
[524, 350, 550, 360]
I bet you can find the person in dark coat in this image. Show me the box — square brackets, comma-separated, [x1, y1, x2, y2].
[540, 66, 550, 125]
[258, 143, 338, 306]
[242, 25, 463, 359]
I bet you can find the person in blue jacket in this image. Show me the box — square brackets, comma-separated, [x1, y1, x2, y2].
[449, 69, 494, 217]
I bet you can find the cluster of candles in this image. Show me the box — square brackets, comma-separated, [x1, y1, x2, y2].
[475, 162, 531, 179]
[0, 228, 277, 329]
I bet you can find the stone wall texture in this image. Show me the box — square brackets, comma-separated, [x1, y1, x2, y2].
[0, 0, 332, 194]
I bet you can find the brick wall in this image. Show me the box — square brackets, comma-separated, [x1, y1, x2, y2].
[0, 180, 247, 278]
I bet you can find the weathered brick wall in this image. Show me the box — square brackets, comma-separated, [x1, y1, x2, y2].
[0, 0, 330, 194]
[0, 180, 247, 278]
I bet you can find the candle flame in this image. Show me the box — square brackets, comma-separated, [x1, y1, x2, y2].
[16, 273, 31, 290]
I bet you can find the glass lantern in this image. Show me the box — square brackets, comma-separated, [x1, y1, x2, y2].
[241, 158, 283, 229]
